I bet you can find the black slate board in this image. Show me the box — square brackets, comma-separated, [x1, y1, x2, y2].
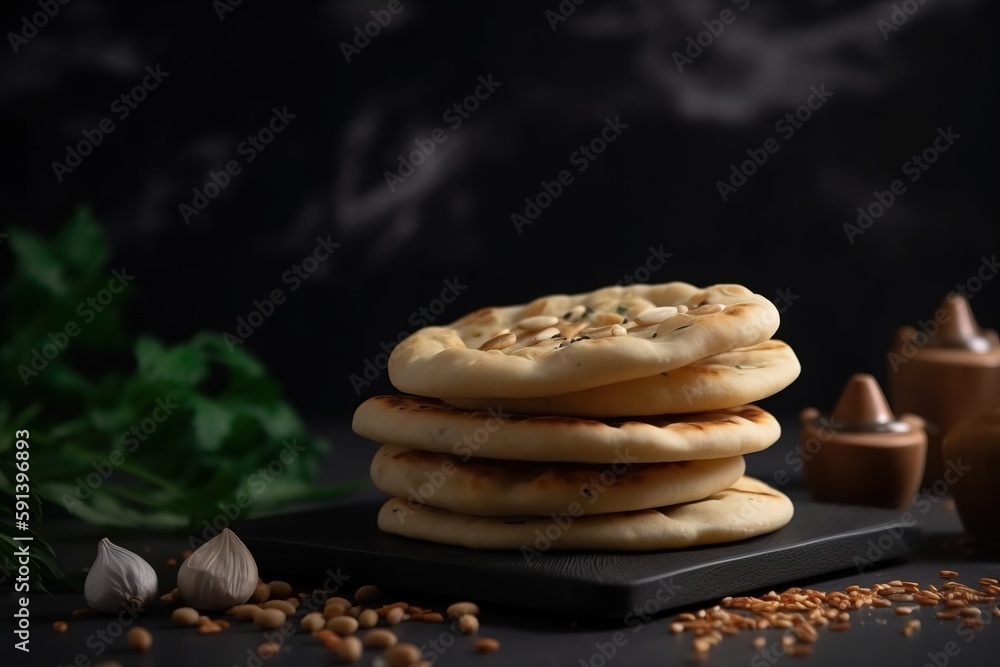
[241, 500, 919, 618]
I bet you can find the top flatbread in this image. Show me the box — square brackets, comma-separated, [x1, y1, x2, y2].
[352, 395, 780, 463]
[444, 339, 800, 417]
[387, 282, 780, 399]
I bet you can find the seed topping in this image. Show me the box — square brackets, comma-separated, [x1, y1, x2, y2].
[516, 315, 559, 331]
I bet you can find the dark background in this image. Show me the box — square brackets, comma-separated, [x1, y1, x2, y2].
[3, 0, 998, 422]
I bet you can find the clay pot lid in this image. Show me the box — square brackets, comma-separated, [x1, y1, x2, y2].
[930, 293, 992, 353]
[831, 373, 912, 433]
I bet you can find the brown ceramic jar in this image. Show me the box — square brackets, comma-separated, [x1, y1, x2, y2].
[801, 373, 926, 510]
[887, 293, 1000, 486]
[941, 408, 1000, 548]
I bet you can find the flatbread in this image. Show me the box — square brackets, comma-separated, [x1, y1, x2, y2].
[444, 340, 800, 417]
[352, 395, 780, 463]
[370, 444, 745, 516]
[387, 282, 780, 399]
[377, 476, 793, 551]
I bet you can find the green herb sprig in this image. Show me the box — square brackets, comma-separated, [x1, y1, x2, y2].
[0, 208, 351, 591]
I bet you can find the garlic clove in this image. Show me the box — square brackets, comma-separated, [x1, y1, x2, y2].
[177, 528, 258, 610]
[84, 538, 159, 613]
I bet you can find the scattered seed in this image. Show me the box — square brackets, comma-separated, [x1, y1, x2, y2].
[164, 557, 177, 568]
[348, 605, 362, 618]
[252, 581, 270, 603]
[126, 627, 153, 652]
[354, 584, 382, 604]
[328, 615, 359, 635]
[385, 642, 423, 666]
[268, 581, 293, 598]
[752, 636, 766, 649]
[324, 603, 348, 619]
[197, 624, 222, 635]
[895, 606, 917, 615]
[446, 601, 481, 619]
[197, 616, 212, 626]
[172, 607, 200, 626]
[337, 636, 363, 662]
[670, 622, 684, 634]
[229, 605, 260, 621]
[213, 619, 231, 629]
[386, 607, 405, 626]
[364, 628, 398, 648]
[301, 612, 325, 633]
[181, 549, 193, 560]
[610, 324, 627, 336]
[940, 570, 959, 579]
[263, 599, 297, 616]
[375, 603, 399, 616]
[793, 624, 818, 643]
[458, 614, 480, 634]
[829, 622, 851, 632]
[257, 642, 280, 657]
[959, 607, 982, 618]
[326, 596, 353, 609]
[52, 621, 68, 633]
[359, 608, 379, 629]
[418, 612, 444, 623]
[254, 609, 286, 630]
[475, 637, 500, 654]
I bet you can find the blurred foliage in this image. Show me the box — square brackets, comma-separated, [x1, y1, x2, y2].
[0, 207, 348, 591]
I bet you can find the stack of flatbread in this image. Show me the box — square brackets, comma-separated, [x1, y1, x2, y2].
[352, 282, 800, 553]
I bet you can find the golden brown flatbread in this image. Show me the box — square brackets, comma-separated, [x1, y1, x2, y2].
[444, 340, 800, 417]
[370, 444, 745, 516]
[352, 395, 780, 463]
[377, 476, 794, 552]
[387, 282, 780, 399]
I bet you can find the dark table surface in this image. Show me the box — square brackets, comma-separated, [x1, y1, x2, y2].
[3, 412, 998, 667]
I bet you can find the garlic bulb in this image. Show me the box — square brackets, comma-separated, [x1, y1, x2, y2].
[177, 528, 258, 610]
[84, 538, 159, 613]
